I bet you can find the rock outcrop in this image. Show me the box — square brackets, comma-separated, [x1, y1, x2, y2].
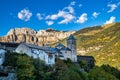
[0, 28, 75, 46]
[7, 28, 37, 35]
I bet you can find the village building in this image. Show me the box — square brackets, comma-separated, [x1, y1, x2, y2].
[0, 34, 94, 68]
[55, 34, 77, 62]
[15, 43, 55, 65]
[77, 56, 95, 70]
[0, 42, 19, 52]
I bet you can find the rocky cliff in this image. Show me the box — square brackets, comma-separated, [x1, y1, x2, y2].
[0, 28, 75, 46]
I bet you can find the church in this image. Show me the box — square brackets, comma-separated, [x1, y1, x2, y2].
[55, 34, 77, 62]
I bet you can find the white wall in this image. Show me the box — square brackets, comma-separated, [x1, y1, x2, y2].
[60, 50, 77, 62]
[0, 49, 6, 65]
[15, 44, 32, 57]
[15, 44, 55, 65]
[61, 50, 71, 60]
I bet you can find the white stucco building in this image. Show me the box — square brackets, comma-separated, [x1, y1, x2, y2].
[15, 43, 55, 65]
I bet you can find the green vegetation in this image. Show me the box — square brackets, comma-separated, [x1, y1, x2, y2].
[56, 22, 120, 70]
[3, 52, 120, 80]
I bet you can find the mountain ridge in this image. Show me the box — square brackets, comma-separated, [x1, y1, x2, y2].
[0, 27, 75, 46]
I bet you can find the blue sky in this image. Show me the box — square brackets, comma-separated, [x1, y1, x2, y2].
[0, 0, 120, 36]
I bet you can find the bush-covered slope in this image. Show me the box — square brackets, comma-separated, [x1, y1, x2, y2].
[56, 22, 120, 70]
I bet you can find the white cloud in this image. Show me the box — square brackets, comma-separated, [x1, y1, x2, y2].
[107, 2, 120, 13]
[92, 12, 100, 18]
[64, 6, 74, 14]
[46, 21, 54, 26]
[105, 16, 116, 24]
[78, 4, 82, 7]
[36, 13, 44, 20]
[107, 4, 117, 13]
[18, 8, 32, 21]
[45, 2, 75, 24]
[46, 14, 59, 20]
[77, 13, 88, 23]
[70, 1, 76, 6]
[58, 11, 75, 24]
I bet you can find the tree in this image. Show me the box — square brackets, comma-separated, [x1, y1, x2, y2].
[53, 58, 68, 80]
[101, 65, 120, 79]
[88, 66, 118, 80]
[63, 58, 72, 67]
[16, 54, 35, 80]
[3, 52, 18, 67]
[61, 69, 82, 80]
[79, 60, 87, 71]
[33, 58, 46, 80]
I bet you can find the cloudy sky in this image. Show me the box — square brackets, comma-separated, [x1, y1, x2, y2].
[0, 0, 120, 36]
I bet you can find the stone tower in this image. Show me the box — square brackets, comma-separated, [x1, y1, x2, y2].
[67, 34, 77, 62]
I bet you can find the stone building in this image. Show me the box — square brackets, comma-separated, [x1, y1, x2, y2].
[77, 56, 95, 70]
[55, 34, 77, 62]
[0, 42, 20, 52]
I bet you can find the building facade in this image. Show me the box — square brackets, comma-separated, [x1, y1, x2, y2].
[15, 43, 55, 65]
[55, 34, 77, 62]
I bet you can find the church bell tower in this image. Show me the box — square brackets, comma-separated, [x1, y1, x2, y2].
[67, 34, 77, 62]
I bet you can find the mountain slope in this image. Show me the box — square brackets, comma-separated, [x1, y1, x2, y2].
[57, 22, 120, 70]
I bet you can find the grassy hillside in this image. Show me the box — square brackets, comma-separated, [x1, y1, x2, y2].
[55, 22, 120, 70]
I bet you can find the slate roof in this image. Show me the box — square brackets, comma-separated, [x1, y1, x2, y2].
[0, 42, 20, 47]
[67, 34, 76, 40]
[51, 48, 58, 53]
[23, 43, 42, 50]
[58, 55, 64, 57]
[55, 43, 71, 51]
[55, 43, 65, 48]
[43, 47, 57, 54]
[77, 56, 94, 59]
[77, 56, 95, 61]
[60, 47, 71, 51]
